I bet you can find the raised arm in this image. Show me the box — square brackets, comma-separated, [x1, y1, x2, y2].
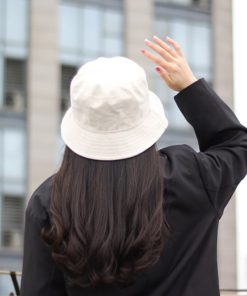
[142, 36, 247, 218]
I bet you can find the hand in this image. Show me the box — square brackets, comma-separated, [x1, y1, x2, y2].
[141, 36, 197, 92]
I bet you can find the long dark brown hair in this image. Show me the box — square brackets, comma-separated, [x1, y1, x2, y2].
[42, 145, 171, 287]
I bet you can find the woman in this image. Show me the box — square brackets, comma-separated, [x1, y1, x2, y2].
[21, 36, 247, 296]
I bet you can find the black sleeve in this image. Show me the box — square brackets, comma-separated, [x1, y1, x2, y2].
[21, 196, 68, 296]
[174, 79, 247, 218]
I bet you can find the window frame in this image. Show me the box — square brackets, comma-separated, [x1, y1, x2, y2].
[155, 0, 211, 12]
[61, 0, 123, 10]
[0, 57, 27, 252]
[59, 0, 124, 65]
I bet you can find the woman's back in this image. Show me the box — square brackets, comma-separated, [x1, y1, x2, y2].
[21, 37, 247, 296]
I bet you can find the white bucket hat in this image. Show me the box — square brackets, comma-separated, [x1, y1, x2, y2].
[61, 56, 168, 160]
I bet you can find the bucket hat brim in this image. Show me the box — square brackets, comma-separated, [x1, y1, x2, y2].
[61, 91, 168, 160]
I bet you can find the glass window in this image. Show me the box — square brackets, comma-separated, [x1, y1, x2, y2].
[1, 195, 24, 249]
[0, 0, 28, 57]
[0, 126, 26, 250]
[3, 128, 25, 181]
[152, 73, 190, 129]
[0, 57, 3, 107]
[0, 0, 4, 43]
[103, 9, 123, 35]
[0, 126, 26, 252]
[59, 4, 79, 52]
[153, 15, 212, 131]
[81, 6, 101, 54]
[3, 59, 26, 112]
[155, 19, 169, 39]
[61, 65, 77, 113]
[169, 20, 190, 60]
[103, 37, 123, 56]
[59, 1, 124, 153]
[0, 129, 2, 179]
[59, 2, 123, 63]
[156, 0, 210, 7]
[191, 23, 211, 69]
[5, 0, 28, 45]
[158, 0, 192, 4]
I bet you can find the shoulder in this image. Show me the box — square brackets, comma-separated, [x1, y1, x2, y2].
[26, 175, 54, 224]
[159, 144, 197, 167]
[159, 144, 201, 186]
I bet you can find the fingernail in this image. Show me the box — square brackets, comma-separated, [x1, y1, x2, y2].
[141, 49, 146, 53]
[144, 38, 150, 44]
[153, 35, 158, 40]
[156, 67, 161, 72]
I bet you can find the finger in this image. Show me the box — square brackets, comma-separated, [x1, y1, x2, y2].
[140, 48, 170, 70]
[156, 66, 172, 85]
[144, 38, 174, 61]
[152, 35, 177, 58]
[166, 36, 183, 56]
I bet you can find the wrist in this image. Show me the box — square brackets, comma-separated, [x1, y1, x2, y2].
[180, 77, 198, 91]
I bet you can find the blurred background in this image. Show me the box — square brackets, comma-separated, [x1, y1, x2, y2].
[0, 0, 246, 294]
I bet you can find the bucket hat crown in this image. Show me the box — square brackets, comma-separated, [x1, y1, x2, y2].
[61, 56, 168, 160]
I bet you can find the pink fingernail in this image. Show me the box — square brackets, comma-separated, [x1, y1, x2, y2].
[141, 49, 146, 53]
[156, 67, 161, 72]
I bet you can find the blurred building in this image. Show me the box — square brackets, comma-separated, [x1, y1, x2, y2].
[0, 0, 241, 293]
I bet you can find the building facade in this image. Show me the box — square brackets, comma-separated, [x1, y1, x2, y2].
[0, 0, 242, 293]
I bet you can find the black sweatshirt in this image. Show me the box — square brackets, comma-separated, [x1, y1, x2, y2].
[21, 79, 247, 296]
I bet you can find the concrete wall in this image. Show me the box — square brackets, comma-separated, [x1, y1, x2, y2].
[124, 0, 153, 77]
[212, 0, 236, 289]
[27, 0, 60, 198]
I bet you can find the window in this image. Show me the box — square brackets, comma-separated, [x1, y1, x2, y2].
[0, 0, 28, 58]
[5, 0, 28, 45]
[59, 1, 123, 65]
[59, 4, 78, 54]
[59, 0, 124, 107]
[61, 65, 77, 113]
[0, 126, 26, 250]
[81, 7, 101, 54]
[0, 0, 28, 110]
[2, 128, 26, 183]
[156, 0, 211, 8]
[153, 4, 212, 132]
[3, 59, 26, 112]
[158, 0, 193, 4]
[1, 195, 24, 249]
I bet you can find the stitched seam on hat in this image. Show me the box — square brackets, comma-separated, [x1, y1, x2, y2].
[71, 92, 147, 100]
[70, 97, 147, 111]
[71, 109, 165, 134]
[71, 94, 149, 109]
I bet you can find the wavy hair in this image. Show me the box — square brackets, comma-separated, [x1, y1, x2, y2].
[42, 145, 171, 287]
